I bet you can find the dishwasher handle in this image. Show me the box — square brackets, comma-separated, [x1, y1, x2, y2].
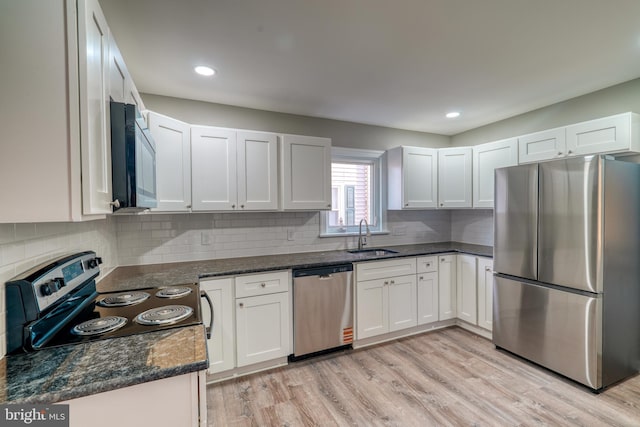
[293, 263, 353, 278]
[200, 290, 214, 339]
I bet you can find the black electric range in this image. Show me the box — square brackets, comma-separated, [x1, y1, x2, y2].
[6, 251, 212, 354]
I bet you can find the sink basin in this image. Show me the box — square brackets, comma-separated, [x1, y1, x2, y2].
[347, 248, 399, 256]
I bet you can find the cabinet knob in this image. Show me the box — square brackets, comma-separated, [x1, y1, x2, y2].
[567, 150, 573, 154]
[239, 302, 244, 308]
[440, 203, 444, 207]
[426, 263, 431, 267]
[327, 204, 332, 208]
[405, 203, 409, 207]
[384, 281, 389, 285]
[241, 205, 245, 209]
[558, 151, 563, 156]
[260, 283, 266, 288]
[232, 204, 236, 209]
[441, 258, 445, 262]
[419, 276, 424, 280]
[390, 280, 395, 285]
[485, 267, 491, 272]
[186, 205, 192, 209]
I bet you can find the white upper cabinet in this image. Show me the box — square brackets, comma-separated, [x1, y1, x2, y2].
[438, 147, 472, 208]
[147, 112, 192, 211]
[191, 127, 278, 211]
[280, 135, 332, 210]
[237, 132, 278, 210]
[191, 126, 237, 211]
[387, 146, 438, 209]
[78, 0, 112, 215]
[107, 38, 127, 103]
[472, 138, 518, 208]
[566, 112, 639, 156]
[518, 127, 566, 164]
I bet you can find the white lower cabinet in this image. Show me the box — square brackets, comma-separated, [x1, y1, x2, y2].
[477, 257, 494, 331]
[234, 271, 290, 367]
[438, 255, 457, 320]
[388, 275, 418, 332]
[456, 254, 478, 324]
[417, 256, 439, 325]
[200, 278, 235, 374]
[64, 371, 206, 427]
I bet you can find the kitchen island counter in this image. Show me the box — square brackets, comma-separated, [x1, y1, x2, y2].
[0, 324, 207, 404]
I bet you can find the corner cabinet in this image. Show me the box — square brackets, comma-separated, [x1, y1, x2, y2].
[280, 135, 332, 210]
[387, 146, 438, 209]
[472, 138, 518, 208]
[148, 112, 192, 211]
[438, 147, 472, 208]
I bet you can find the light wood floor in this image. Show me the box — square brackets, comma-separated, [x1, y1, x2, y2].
[206, 327, 640, 426]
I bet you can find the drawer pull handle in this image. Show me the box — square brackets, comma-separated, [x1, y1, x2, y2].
[485, 267, 491, 272]
[239, 302, 244, 308]
[384, 281, 389, 285]
[419, 276, 424, 280]
[260, 283, 266, 288]
[426, 263, 431, 267]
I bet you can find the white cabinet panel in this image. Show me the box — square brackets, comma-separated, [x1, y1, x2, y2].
[417, 271, 439, 325]
[235, 271, 289, 298]
[417, 256, 438, 274]
[518, 127, 566, 164]
[236, 292, 290, 367]
[108, 39, 126, 103]
[191, 126, 237, 211]
[388, 275, 417, 332]
[456, 254, 477, 324]
[438, 148, 472, 208]
[387, 146, 438, 209]
[148, 112, 192, 211]
[280, 135, 332, 210]
[566, 113, 639, 156]
[356, 279, 389, 339]
[201, 278, 235, 374]
[79, 0, 112, 215]
[356, 258, 417, 282]
[237, 132, 278, 210]
[438, 255, 457, 320]
[477, 258, 494, 331]
[473, 138, 518, 208]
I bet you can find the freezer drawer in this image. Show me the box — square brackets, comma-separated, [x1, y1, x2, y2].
[493, 276, 602, 389]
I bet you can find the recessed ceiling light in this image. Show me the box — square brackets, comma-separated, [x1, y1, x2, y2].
[446, 111, 461, 119]
[194, 66, 215, 76]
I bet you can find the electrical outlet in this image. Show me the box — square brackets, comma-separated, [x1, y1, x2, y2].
[201, 232, 212, 246]
[287, 229, 295, 241]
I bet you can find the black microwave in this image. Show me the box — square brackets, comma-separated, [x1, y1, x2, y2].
[110, 101, 157, 212]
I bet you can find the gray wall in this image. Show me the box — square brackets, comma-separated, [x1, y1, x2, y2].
[451, 78, 640, 147]
[141, 93, 450, 150]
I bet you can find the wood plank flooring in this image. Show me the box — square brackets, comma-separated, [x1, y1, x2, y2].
[206, 327, 640, 426]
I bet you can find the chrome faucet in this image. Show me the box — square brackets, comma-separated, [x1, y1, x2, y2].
[358, 219, 371, 250]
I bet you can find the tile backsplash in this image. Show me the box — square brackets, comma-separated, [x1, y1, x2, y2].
[451, 210, 494, 246]
[0, 218, 118, 358]
[116, 210, 453, 266]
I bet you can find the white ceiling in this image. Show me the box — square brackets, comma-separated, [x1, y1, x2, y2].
[99, 0, 640, 135]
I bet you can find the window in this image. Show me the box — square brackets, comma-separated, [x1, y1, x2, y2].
[320, 148, 387, 236]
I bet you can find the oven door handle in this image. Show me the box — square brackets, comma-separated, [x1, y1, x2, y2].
[200, 290, 214, 339]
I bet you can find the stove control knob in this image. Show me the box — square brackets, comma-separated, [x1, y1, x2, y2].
[88, 257, 103, 269]
[53, 277, 65, 289]
[40, 283, 53, 297]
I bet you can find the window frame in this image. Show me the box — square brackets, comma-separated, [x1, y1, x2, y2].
[319, 147, 388, 237]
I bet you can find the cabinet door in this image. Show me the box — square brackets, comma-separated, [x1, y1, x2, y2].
[518, 127, 566, 164]
[356, 279, 388, 339]
[147, 112, 192, 211]
[438, 148, 472, 208]
[438, 255, 457, 320]
[201, 278, 235, 374]
[78, 0, 112, 214]
[191, 126, 237, 210]
[417, 271, 439, 325]
[402, 147, 438, 208]
[566, 113, 633, 156]
[237, 132, 278, 210]
[236, 292, 290, 367]
[281, 135, 331, 210]
[473, 138, 518, 208]
[477, 258, 494, 331]
[456, 254, 477, 324]
[388, 275, 417, 332]
[107, 38, 126, 103]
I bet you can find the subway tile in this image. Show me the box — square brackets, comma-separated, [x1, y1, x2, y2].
[15, 224, 36, 241]
[0, 224, 15, 245]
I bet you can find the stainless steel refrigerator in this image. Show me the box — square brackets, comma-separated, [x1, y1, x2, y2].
[493, 155, 640, 390]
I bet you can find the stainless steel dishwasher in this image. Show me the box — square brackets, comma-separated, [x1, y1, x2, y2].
[291, 264, 353, 359]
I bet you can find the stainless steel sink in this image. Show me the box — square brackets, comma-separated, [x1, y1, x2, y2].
[347, 248, 398, 256]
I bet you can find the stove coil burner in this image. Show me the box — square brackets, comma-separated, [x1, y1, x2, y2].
[156, 287, 192, 299]
[97, 291, 150, 307]
[71, 316, 128, 336]
[135, 305, 193, 326]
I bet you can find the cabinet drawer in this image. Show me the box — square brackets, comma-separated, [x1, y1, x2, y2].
[356, 258, 416, 282]
[235, 271, 289, 298]
[416, 256, 438, 273]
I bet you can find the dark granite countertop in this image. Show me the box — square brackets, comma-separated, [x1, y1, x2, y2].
[0, 325, 208, 404]
[98, 241, 492, 291]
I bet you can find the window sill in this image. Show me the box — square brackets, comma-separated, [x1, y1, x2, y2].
[318, 230, 390, 238]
